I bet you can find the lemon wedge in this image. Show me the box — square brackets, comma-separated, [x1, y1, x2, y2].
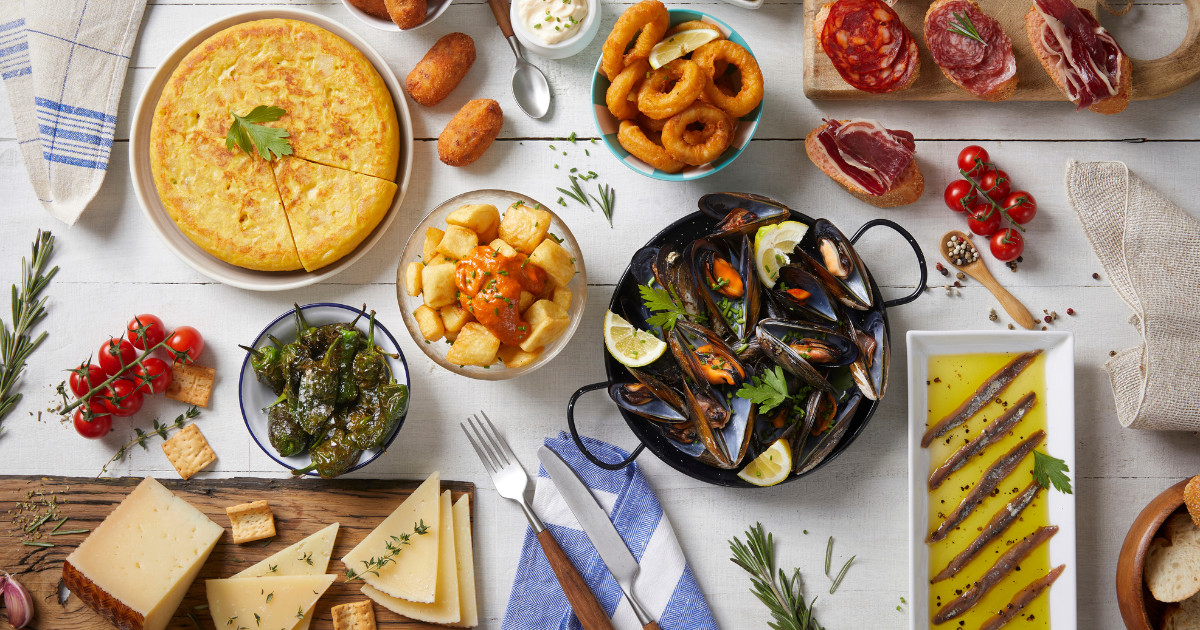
[648, 29, 721, 69]
[737, 439, 793, 486]
[604, 310, 666, 368]
[754, 220, 809, 287]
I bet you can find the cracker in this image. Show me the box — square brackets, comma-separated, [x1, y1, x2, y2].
[331, 600, 376, 630]
[165, 362, 216, 407]
[225, 500, 276, 544]
[1185, 475, 1200, 529]
[161, 424, 216, 480]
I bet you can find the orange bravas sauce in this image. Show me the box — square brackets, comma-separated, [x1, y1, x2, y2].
[455, 246, 547, 346]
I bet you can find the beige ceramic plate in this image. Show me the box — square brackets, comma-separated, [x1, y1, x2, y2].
[128, 9, 414, 291]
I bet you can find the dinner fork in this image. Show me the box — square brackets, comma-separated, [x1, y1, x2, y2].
[462, 412, 615, 630]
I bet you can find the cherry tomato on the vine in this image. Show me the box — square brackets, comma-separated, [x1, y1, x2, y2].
[957, 145, 990, 177]
[166, 326, 205, 364]
[126, 314, 167, 350]
[1003, 191, 1038, 224]
[98, 338, 137, 376]
[101, 379, 143, 417]
[980, 169, 1012, 201]
[991, 229, 1025, 262]
[968, 204, 1001, 236]
[68, 363, 106, 399]
[131, 357, 173, 395]
[73, 402, 112, 439]
[943, 180, 976, 213]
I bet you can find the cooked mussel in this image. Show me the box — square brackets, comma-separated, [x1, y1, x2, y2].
[755, 320, 836, 394]
[770, 265, 839, 324]
[793, 219, 874, 311]
[794, 391, 863, 475]
[756, 319, 858, 367]
[698, 192, 791, 238]
[668, 321, 756, 468]
[848, 310, 889, 401]
[689, 235, 761, 344]
[654, 244, 708, 324]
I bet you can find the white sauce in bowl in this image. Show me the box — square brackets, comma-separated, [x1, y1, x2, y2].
[517, 0, 588, 45]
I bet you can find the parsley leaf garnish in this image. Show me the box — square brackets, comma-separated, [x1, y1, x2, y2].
[734, 366, 793, 414]
[225, 106, 293, 161]
[1032, 450, 1072, 494]
[639, 284, 688, 330]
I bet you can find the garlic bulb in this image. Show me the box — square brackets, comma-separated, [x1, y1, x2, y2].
[1, 572, 33, 628]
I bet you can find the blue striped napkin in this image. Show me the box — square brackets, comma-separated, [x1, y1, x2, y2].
[503, 432, 717, 630]
[0, 0, 147, 224]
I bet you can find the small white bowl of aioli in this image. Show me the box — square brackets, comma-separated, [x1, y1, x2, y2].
[510, 0, 599, 59]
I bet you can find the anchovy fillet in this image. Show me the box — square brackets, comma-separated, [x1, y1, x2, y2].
[932, 525, 1059, 624]
[928, 430, 1045, 543]
[977, 564, 1066, 630]
[929, 392, 1039, 490]
[921, 350, 1042, 447]
[932, 480, 1044, 583]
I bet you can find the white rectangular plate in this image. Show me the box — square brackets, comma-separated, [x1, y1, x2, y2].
[907, 330, 1077, 630]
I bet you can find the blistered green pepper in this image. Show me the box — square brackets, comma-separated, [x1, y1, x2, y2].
[327, 327, 361, 407]
[266, 392, 309, 457]
[296, 424, 361, 479]
[352, 312, 392, 390]
[241, 341, 288, 395]
[296, 358, 337, 434]
[344, 389, 383, 451]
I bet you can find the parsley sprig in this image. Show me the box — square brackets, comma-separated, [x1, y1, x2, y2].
[1032, 450, 1072, 494]
[736, 366, 803, 415]
[948, 12, 987, 46]
[638, 284, 691, 330]
[225, 106, 293, 161]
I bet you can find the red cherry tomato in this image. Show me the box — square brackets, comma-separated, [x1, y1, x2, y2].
[957, 145, 990, 177]
[943, 180, 977, 213]
[991, 229, 1025, 262]
[102, 379, 144, 417]
[98, 338, 137, 376]
[968, 203, 1001, 236]
[165, 326, 205, 364]
[980, 169, 1012, 201]
[1003, 191, 1038, 224]
[126, 314, 167, 350]
[73, 402, 112, 439]
[68, 363, 106, 399]
[130, 357, 173, 395]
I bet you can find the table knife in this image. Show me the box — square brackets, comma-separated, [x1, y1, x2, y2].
[538, 445, 662, 630]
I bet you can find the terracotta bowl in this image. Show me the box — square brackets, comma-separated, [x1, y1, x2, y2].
[1117, 477, 1192, 629]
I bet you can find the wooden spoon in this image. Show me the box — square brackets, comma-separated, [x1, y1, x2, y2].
[939, 230, 1036, 330]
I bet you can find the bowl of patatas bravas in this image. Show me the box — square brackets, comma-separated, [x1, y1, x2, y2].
[398, 190, 587, 379]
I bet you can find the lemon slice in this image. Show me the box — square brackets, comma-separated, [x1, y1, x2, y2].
[737, 439, 793, 486]
[604, 311, 666, 368]
[648, 29, 721, 69]
[754, 220, 809, 287]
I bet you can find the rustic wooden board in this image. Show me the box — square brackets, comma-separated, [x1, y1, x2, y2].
[802, 0, 1200, 101]
[0, 476, 475, 630]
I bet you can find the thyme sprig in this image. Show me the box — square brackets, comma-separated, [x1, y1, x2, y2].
[729, 523, 825, 630]
[0, 230, 58, 427]
[98, 406, 200, 477]
[948, 11, 987, 46]
[345, 520, 430, 582]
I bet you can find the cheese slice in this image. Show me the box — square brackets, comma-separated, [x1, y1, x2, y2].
[449, 495, 479, 628]
[342, 472, 441, 602]
[362, 490, 460, 625]
[206, 575, 335, 630]
[234, 523, 340, 630]
[62, 477, 222, 630]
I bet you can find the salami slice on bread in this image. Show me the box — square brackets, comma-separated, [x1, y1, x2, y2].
[1025, 0, 1131, 114]
[924, 0, 1018, 101]
[805, 119, 924, 208]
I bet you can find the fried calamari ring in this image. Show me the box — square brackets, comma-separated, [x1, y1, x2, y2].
[691, 40, 764, 118]
[636, 112, 667, 132]
[661, 102, 733, 166]
[665, 20, 724, 38]
[618, 120, 685, 173]
[606, 59, 650, 120]
[600, 0, 669, 79]
[637, 59, 705, 120]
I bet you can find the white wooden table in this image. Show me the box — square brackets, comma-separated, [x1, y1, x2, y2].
[1, 1, 1198, 628]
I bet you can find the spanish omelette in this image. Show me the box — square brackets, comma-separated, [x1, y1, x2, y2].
[150, 18, 399, 272]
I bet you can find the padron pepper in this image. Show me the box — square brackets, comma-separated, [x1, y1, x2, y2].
[294, 422, 361, 479]
[240, 340, 288, 395]
[327, 327, 362, 407]
[352, 312, 394, 390]
[266, 392, 309, 457]
[295, 358, 337, 434]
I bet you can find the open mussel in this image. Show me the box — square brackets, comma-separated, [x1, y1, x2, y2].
[792, 220, 874, 311]
[768, 265, 840, 325]
[755, 320, 836, 394]
[668, 321, 756, 469]
[848, 310, 889, 401]
[698, 193, 791, 238]
[794, 391, 863, 475]
[688, 235, 761, 344]
[757, 319, 858, 367]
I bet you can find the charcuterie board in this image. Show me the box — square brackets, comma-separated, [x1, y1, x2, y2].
[0, 476, 474, 630]
[802, 0, 1200, 101]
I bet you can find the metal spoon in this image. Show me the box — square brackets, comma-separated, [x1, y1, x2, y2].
[939, 230, 1036, 330]
[486, 0, 551, 118]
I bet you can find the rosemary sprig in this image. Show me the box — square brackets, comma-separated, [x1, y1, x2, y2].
[830, 556, 855, 594]
[0, 230, 58, 427]
[729, 523, 824, 630]
[948, 11, 987, 46]
[98, 406, 200, 477]
[588, 183, 616, 226]
[345, 520, 430, 582]
[556, 175, 591, 209]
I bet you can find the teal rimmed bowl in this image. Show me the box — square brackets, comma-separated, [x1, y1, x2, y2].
[590, 9, 763, 181]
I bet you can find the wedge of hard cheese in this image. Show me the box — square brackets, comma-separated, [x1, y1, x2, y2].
[62, 477, 223, 630]
[206, 575, 335, 630]
[342, 472, 441, 603]
[363, 490, 460, 625]
[450, 495, 479, 628]
[235, 523, 340, 630]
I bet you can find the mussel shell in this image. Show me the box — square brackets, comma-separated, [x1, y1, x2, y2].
[654, 244, 708, 324]
[688, 235, 761, 344]
[848, 310, 889, 401]
[609, 382, 689, 424]
[755, 318, 859, 368]
[755, 320, 835, 394]
[667, 321, 756, 469]
[698, 193, 791, 238]
[794, 391, 863, 475]
[795, 219, 874, 311]
[770, 265, 840, 324]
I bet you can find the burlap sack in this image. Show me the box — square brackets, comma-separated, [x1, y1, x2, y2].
[1065, 160, 1200, 431]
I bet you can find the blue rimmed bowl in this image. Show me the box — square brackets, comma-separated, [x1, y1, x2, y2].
[239, 303, 411, 476]
[590, 9, 763, 181]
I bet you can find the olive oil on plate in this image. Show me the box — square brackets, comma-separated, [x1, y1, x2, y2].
[925, 353, 1051, 629]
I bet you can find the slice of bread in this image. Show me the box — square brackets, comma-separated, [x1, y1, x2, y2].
[813, 3, 920, 94]
[924, 0, 1018, 102]
[1147, 513, 1200, 603]
[804, 121, 924, 208]
[1186, 475, 1200, 529]
[1025, 4, 1132, 114]
[1164, 591, 1200, 630]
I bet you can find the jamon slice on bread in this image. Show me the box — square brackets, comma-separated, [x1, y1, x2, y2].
[1025, 3, 1132, 114]
[804, 120, 924, 209]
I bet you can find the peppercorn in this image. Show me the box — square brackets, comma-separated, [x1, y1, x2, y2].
[1067, 308, 1075, 315]
[1043, 315, 1052, 324]
[1092, 272, 1101, 280]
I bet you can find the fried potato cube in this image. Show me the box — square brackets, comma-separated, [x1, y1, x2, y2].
[437, 225, 479, 261]
[421, 262, 458, 308]
[489, 238, 518, 258]
[446, 322, 501, 366]
[439, 304, 472, 334]
[426, 253, 447, 266]
[519, 290, 536, 313]
[413, 305, 445, 341]
[498, 345, 542, 368]
[529, 238, 576, 288]
[447, 204, 500, 243]
[445, 329, 459, 342]
[499, 202, 552, 254]
[422, 227, 445, 262]
[520, 299, 570, 353]
[552, 285, 573, 311]
[405, 261, 424, 297]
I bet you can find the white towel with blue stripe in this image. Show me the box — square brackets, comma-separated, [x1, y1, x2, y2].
[0, 0, 147, 225]
[503, 432, 717, 630]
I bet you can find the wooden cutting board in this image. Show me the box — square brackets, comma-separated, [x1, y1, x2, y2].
[0, 476, 475, 630]
[802, 0, 1200, 101]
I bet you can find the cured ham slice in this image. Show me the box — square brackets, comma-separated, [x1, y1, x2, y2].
[814, 119, 915, 196]
[925, 0, 1017, 99]
[816, 0, 920, 94]
[1033, 0, 1125, 110]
